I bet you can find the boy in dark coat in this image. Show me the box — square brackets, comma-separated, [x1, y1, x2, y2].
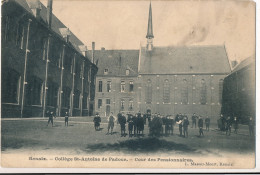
[248, 116, 254, 136]
[93, 113, 101, 130]
[233, 117, 238, 134]
[127, 114, 134, 137]
[183, 116, 189, 137]
[47, 111, 55, 127]
[65, 111, 69, 127]
[225, 116, 232, 136]
[205, 116, 210, 131]
[119, 113, 127, 137]
[198, 116, 204, 136]
[192, 113, 197, 128]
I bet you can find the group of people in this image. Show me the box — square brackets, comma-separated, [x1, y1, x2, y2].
[175, 113, 210, 138]
[106, 112, 145, 137]
[93, 111, 213, 138]
[46, 110, 69, 127]
[48, 110, 255, 138]
[218, 115, 255, 136]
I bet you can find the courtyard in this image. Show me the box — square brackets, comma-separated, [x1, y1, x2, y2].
[1, 116, 255, 157]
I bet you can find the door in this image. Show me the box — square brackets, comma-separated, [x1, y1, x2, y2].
[106, 105, 110, 117]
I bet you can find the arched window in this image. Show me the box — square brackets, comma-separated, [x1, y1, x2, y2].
[146, 79, 152, 104]
[181, 79, 188, 104]
[163, 79, 170, 103]
[219, 79, 224, 104]
[200, 79, 207, 105]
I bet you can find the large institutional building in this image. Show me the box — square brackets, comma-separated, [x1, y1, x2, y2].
[221, 56, 255, 123]
[1, 0, 97, 118]
[95, 2, 232, 119]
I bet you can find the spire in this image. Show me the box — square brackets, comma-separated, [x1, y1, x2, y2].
[146, 1, 154, 51]
[146, 1, 154, 39]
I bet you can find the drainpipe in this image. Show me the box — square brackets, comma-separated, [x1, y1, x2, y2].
[70, 54, 76, 116]
[88, 65, 92, 116]
[59, 44, 65, 116]
[80, 61, 85, 116]
[20, 19, 32, 118]
[43, 34, 51, 118]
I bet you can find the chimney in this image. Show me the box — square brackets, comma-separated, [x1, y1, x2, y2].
[92, 42, 95, 64]
[231, 60, 238, 68]
[101, 47, 105, 51]
[47, 0, 53, 29]
[27, 0, 41, 19]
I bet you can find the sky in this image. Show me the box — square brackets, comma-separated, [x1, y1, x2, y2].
[41, 0, 255, 63]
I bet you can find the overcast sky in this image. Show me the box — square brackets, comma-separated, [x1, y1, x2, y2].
[41, 0, 255, 62]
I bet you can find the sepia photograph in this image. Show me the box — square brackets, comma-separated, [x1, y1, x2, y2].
[1, 0, 256, 170]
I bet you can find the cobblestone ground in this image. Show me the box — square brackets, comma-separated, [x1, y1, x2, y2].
[1, 117, 255, 156]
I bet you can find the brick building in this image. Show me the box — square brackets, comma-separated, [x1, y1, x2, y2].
[95, 2, 231, 119]
[93, 49, 139, 116]
[221, 56, 255, 123]
[1, 0, 97, 118]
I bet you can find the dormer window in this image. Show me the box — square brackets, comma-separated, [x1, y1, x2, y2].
[126, 69, 130, 75]
[104, 69, 108, 75]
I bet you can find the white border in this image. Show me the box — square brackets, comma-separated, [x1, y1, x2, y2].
[0, 0, 259, 173]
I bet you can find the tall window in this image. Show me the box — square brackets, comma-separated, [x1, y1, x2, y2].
[62, 87, 71, 108]
[121, 81, 125, 92]
[98, 99, 102, 109]
[181, 79, 188, 105]
[26, 76, 43, 106]
[219, 79, 224, 104]
[107, 81, 111, 92]
[46, 81, 58, 107]
[49, 36, 62, 67]
[73, 89, 80, 108]
[129, 81, 134, 92]
[129, 100, 133, 111]
[82, 92, 88, 109]
[200, 79, 207, 105]
[106, 99, 110, 105]
[74, 60, 81, 79]
[120, 99, 125, 111]
[98, 80, 102, 92]
[63, 47, 73, 71]
[163, 79, 170, 103]
[2, 68, 21, 104]
[146, 79, 152, 104]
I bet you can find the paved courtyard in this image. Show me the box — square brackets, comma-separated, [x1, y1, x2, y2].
[1, 117, 255, 156]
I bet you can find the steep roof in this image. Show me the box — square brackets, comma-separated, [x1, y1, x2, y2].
[232, 56, 255, 73]
[14, 0, 85, 55]
[139, 45, 231, 74]
[90, 50, 139, 77]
